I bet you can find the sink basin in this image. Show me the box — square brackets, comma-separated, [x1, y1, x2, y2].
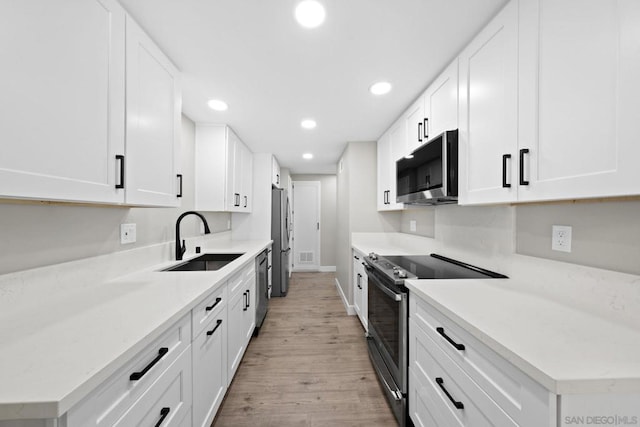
[163, 253, 245, 272]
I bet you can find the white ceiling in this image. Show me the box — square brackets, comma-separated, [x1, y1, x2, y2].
[119, 0, 508, 174]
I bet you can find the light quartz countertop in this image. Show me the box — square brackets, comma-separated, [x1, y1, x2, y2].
[0, 236, 271, 420]
[352, 232, 640, 395]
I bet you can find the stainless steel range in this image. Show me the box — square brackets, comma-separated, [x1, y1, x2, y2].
[364, 253, 507, 426]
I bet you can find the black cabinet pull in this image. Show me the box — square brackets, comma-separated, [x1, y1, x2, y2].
[244, 195, 247, 208]
[418, 122, 423, 143]
[423, 118, 429, 139]
[205, 297, 222, 312]
[354, 255, 360, 260]
[206, 319, 223, 336]
[130, 347, 169, 381]
[519, 148, 530, 185]
[115, 155, 125, 189]
[243, 291, 248, 311]
[436, 327, 465, 351]
[155, 407, 171, 427]
[502, 154, 511, 188]
[276, 174, 280, 185]
[357, 273, 362, 289]
[176, 174, 183, 197]
[435, 377, 464, 409]
[247, 289, 250, 308]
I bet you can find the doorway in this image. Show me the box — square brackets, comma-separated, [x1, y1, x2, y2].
[292, 181, 321, 271]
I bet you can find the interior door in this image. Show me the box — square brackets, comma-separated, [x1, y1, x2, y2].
[292, 181, 321, 271]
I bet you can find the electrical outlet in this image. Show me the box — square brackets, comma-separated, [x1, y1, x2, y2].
[120, 223, 137, 245]
[409, 220, 417, 232]
[552, 225, 572, 252]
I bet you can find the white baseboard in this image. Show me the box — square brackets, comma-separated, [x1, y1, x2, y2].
[319, 265, 336, 272]
[335, 277, 356, 316]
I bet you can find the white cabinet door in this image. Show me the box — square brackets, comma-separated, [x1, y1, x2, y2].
[0, 0, 126, 204]
[518, 0, 640, 202]
[405, 96, 426, 153]
[240, 142, 253, 212]
[458, 0, 519, 205]
[192, 309, 227, 427]
[425, 58, 459, 139]
[243, 272, 256, 341]
[377, 131, 392, 210]
[226, 284, 245, 382]
[125, 16, 181, 207]
[352, 250, 368, 331]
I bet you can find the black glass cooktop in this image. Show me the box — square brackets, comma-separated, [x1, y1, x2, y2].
[376, 254, 507, 280]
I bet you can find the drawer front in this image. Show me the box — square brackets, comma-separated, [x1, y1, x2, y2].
[113, 345, 192, 427]
[67, 314, 191, 427]
[411, 296, 525, 420]
[193, 308, 227, 427]
[409, 318, 518, 427]
[192, 284, 227, 339]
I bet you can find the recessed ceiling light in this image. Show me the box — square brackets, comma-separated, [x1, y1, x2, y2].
[301, 119, 317, 129]
[295, 0, 326, 28]
[369, 81, 392, 96]
[207, 99, 228, 111]
[303, 153, 314, 159]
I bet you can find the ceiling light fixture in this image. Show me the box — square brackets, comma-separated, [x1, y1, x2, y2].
[369, 81, 392, 96]
[301, 119, 317, 129]
[303, 153, 314, 159]
[295, 0, 326, 28]
[207, 99, 228, 111]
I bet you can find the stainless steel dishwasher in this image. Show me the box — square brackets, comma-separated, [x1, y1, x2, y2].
[254, 249, 269, 335]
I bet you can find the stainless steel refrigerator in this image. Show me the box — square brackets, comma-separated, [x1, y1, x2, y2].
[271, 187, 290, 297]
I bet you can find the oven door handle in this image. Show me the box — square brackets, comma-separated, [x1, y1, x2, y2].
[368, 270, 402, 302]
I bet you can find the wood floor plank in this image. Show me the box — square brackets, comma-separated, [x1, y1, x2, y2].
[212, 272, 397, 426]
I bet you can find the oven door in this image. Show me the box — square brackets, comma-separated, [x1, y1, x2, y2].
[365, 264, 408, 425]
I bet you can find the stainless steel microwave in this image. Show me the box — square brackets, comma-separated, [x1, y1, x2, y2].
[396, 129, 458, 205]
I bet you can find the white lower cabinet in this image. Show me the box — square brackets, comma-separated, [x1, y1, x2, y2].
[66, 314, 192, 427]
[227, 263, 256, 382]
[409, 295, 555, 426]
[352, 249, 368, 330]
[192, 301, 227, 427]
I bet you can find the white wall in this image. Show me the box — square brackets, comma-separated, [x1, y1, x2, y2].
[0, 115, 231, 275]
[291, 174, 337, 267]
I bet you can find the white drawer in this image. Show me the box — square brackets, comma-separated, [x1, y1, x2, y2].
[409, 318, 518, 427]
[410, 296, 554, 426]
[192, 284, 227, 339]
[113, 345, 192, 427]
[66, 314, 191, 427]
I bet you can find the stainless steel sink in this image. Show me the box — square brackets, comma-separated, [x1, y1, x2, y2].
[162, 253, 244, 271]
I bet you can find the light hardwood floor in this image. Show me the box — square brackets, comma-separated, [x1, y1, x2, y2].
[212, 272, 397, 427]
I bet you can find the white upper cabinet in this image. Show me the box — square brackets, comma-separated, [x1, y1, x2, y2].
[272, 156, 281, 188]
[0, 0, 126, 204]
[517, 0, 640, 202]
[124, 16, 182, 207]
[377, 121, 405, 211]
[425, 58, 459, 139]
[0, 1, 182, 207]
[458, 0, 519, 205]
[195, 125, 253, 213]
[405, 96, 426, 154]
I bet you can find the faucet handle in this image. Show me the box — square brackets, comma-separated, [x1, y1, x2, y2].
[180, 239, 186, 256]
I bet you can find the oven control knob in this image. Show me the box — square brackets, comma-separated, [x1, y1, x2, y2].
[397, 269, 408, 278]
[368, 253, 378, 261]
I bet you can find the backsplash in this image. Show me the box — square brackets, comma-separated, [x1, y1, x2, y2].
[400, 199, 640, 276]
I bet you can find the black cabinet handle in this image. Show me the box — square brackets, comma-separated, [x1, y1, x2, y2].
[362, 262, 367, 267]
[423, 118, 429, 139]
[357, 273, 362, 289]
[206, 319, 223, 336]
[206, 297, 222, 312]
[418, 122, 423, 143]
[354, 255, 360, 260]
[435, 377, 464, 409]
[155, 407, 171, 427]
[243, 291, 248, 311]
[176, 174, 183, 197]
[276, 174, 280, 185]
[247, 289, 250, 308]
[244, 195, 247, 208]
[502, 154, 511, 188]
[115, 155, 125, 189]
[519, 148, 530, 185]
[436, 327, 465, 351]
[130, 347, 169, 381]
